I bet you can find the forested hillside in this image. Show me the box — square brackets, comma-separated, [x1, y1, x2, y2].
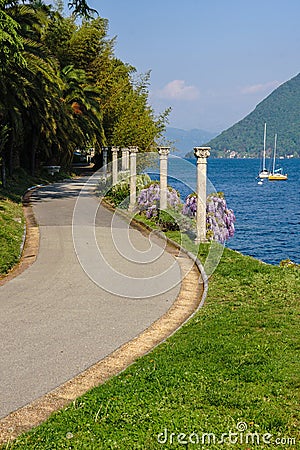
[0, 0, 169, 186]
[187, 73, 300, 158]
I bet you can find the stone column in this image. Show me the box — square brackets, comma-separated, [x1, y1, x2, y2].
[111, 147, 119, 185]
[194, 147, 210, 243]
[128, 146, 139, 212]
[158, 147, 170, 211]
[121, 148, 130, 171]
[102, 147, 108, 176]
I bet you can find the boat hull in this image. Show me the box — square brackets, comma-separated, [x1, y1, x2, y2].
[268, 174, 288, 181]
[258, 170, 270, 179]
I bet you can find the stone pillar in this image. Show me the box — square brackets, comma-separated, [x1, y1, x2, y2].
[194, 147, 210, 243]
[121, 148, 130, 171]
[111, 147, 119, 185]
[158, 147, 170, 211]
[102, 147, 108, 176]
[128, 146, 139, 212]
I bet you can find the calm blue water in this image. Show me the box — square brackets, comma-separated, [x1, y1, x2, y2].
[148, 157, 300, 265]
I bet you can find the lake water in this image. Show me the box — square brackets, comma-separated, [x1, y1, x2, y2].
[148, 156, 300, 265]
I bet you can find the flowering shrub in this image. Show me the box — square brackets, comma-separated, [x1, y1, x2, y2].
[106, 181, 130, 207]
[157, 210, 180, 231]
[101, 173, 151, 207]
[137, 183, 181, 219]
[182, 194, 197, 217]
[183, 192, 235, 243]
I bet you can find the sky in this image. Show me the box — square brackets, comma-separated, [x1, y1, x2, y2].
[52, 0, 300, 133]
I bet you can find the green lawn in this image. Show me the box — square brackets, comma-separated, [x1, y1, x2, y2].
[0, 197, 24, 274]
[4, 232, 299, 449]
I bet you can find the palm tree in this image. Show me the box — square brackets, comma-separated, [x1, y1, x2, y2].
[0, 2, 63, 174]
[59, 64, 106, 161]
[67, 0, 97, 17]
[0, 125, 10, 188]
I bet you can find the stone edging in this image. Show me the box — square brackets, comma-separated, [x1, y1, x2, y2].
[0, 187, 41, 287]
[0, 191, 208, 446]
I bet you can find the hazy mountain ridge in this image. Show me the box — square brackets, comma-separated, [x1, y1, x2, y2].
[164, 127, 217, 156]
[186, 73, 300, 158]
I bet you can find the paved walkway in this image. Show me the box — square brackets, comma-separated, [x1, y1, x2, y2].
[0, 174, 204, 443]
[0, 176, 184, 418]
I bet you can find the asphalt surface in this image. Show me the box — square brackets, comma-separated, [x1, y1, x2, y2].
[0, 175, 181, 419]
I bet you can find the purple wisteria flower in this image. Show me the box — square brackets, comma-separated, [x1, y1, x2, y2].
[137, 183, 181, 218]
[182, 192, 236, 243]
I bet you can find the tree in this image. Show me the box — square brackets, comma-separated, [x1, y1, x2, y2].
[0, 3, 64, 174]
[67, 0, 97, 17]
[0, 1, 170, 182]
[0, 0, 25, 69]
[0, 125, 9, 187]
[99, 67, 170, 150]
[59, 64, 106, 160]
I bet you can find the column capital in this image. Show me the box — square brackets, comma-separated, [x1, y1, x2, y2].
[194, 147, 211, 159]
[158, 146, 170, 157]
[129, 146, 139, 154]
[111, 146, 119, 153]
[121, 147, 129, 153]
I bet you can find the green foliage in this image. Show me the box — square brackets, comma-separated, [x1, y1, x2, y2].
[0, 3, 169, 177]
[157, 209, 180, 231]
[76, 19, 108, 68]
[109, 71, 170, 151]
[0, 197, 24, 274]
[67, 0, 97, 18]
[0, 1, 25, 69]
[187, 73, 300, 158]
[105, 181, 130, 208]
[104, 173, 151, 208]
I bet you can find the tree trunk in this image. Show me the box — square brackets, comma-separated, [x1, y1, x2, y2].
[31, 133, 39, 176]
[12, 144, 20, 170]
[1, 156, 6, 189]
[8, 140, 14, 176]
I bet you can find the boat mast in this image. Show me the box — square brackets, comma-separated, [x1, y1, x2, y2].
[262, 122, 267, 170]
[272, 133, 277, 175]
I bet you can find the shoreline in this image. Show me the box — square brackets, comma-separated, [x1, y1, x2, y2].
[152, 157, 299, 266]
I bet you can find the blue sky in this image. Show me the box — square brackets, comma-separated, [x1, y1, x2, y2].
[51, 0, 300, 133]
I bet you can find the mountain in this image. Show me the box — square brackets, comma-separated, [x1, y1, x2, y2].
[164, 127, 217, 156]
[186, 73, 300, 158]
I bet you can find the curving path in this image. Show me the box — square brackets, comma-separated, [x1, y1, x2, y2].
[0, 175, 204, 443]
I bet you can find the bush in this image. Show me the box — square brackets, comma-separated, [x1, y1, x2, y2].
[157, 209, 180, 231]
[182, 192, 236, 243]
[137, 183, 181, 219]
[103, 173, 151, 208]
[106, 181, 130, 208]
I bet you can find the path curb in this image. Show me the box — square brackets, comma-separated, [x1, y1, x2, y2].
[0, 187, 41, 287]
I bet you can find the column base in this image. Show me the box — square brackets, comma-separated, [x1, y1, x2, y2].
[128, 204, 136, 214]
[194, 237, 209, 244]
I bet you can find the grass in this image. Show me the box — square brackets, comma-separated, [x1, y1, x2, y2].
[3, 224, 299, 449]
[0, 168, 72, 276]
[0, 198, 24, 274]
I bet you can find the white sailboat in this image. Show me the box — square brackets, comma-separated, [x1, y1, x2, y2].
[258, 123, 271, 179]
[268, 134, 288, 181]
